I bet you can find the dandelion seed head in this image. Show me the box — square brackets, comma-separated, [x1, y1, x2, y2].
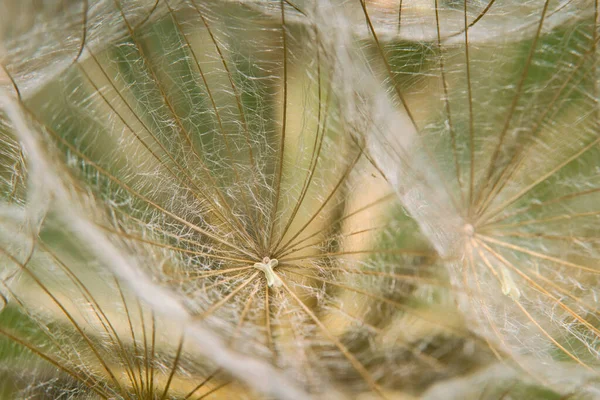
[1, 0, 600, 398]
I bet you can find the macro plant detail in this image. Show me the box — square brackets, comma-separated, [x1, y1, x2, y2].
[359, 0, 600, 366]
[0, 0, 599, 399]
[343, 0, 600, 394]
[0, 225, 241, 399]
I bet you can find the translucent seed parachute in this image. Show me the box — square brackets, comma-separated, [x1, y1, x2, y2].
[0, 0, 600, 399]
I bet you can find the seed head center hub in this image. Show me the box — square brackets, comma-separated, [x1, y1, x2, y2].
[253, 257, 281, 288]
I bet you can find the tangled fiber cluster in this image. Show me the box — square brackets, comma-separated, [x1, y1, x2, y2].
[0, 0, 600, 399]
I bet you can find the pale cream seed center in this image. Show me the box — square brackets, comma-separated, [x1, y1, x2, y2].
[253, 257, 282, 288]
